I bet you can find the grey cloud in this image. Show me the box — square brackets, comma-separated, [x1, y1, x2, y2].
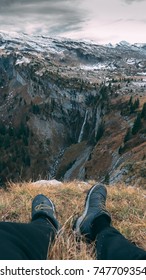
[1, 0, 145, 43]
[0, 0, 79, 15]
[0, 0, 87, 35]
[122, 0, 145, 3]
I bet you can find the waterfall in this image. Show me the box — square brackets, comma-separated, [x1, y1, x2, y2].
[78, 110, 88, 143]
[95, 106, 101, 137]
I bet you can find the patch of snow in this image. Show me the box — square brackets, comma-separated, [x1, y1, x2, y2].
[132, 81, 146, 87]
[0, 44, 6, 50]
[7, 91, 14, 100]
[35, 68, 45, 76]
[134, 43, 146, 48]
[80, 63, 116, 71]
[126, 59, 135, 65]
[15, 56, 31, 65]
[138, 63, 144, 68]
[137, 72, 146, 76]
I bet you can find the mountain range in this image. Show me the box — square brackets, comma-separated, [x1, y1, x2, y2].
[0, 31, 146, 188]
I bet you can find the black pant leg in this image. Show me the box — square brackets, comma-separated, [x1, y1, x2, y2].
[0, 219, 56, 260]
[96, 226, 146, 260]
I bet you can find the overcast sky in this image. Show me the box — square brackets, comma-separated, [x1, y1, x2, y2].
[0, 0, 146, 44]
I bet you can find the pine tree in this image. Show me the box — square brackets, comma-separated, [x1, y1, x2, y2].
[0, 124, 6, 135]
[133, 98, 140, 110]
[104, 173, 110, 185]
[124, 128, 131, 143]
[95, 123, 104, 142]
[129, 97, 139, 114]
[128, 96, 133, 106]
[32, 104, 40, 114]
[132, 113, 142, 135]
[130, 103, 135, 114]
[141, 102, 146, 120]
[118, 146, 124, 155]
[3, 135, 10, 149]
[100, 85, 108, 100]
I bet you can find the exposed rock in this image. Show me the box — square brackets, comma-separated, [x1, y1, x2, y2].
[32, 179, 63, 187]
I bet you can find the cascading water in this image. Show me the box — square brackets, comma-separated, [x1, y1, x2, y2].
[78, 110, 88, 143]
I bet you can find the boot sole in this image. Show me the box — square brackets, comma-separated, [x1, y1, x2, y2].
[75, 184, 106, 234]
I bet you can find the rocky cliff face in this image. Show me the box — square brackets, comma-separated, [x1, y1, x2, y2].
[0, 32, 146, 187]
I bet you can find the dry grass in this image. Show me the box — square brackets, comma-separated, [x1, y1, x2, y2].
[0, 180, 145, 259]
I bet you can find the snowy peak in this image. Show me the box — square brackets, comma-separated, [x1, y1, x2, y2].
[0, 30, 146, 75]
[0, 30, 146, 55]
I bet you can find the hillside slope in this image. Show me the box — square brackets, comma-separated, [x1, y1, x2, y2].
[0, 181, 145, 259]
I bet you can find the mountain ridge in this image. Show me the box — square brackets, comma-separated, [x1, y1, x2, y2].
[0, 30, 146, 48]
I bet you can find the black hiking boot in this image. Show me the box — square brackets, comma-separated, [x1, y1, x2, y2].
[73, 184, 111, 241]
[31, 194, 59, 230]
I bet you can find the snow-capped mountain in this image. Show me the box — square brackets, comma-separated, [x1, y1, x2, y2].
[0, 31, 146, 79]
[0, 31, 146, 187]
